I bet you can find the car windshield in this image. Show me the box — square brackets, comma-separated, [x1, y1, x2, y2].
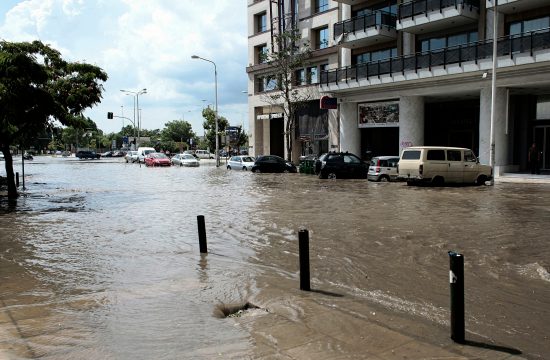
[182, 155, 195, 159]
[242, 157, 254, 162]
[153, 153, 168, 159]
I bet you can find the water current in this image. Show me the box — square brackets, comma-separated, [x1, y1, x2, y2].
[0, 156, 549, 359]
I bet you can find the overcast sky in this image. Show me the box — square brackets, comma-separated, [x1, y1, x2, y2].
[0, 0, 249, 136]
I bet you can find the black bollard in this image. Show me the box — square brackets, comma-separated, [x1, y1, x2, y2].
[448, 251, 465, 343]
[15, 172, 19, 188]
[298, 229, 310, 291]
[197, 215, 208, 254]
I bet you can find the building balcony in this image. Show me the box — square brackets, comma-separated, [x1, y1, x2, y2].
[486, 0, 549, 14]
[330, 0, 369, 5]
[397, 0, 480, 34]
[320, 28, 550, 91]
[334, 11, 397, 48]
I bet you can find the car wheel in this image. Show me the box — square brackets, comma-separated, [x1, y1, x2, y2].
[253, 168, 261, 173]
[283, 169, 289, 173]
[227, 165, 231, 170]
[432, 176, 444, 186]
[327, 172, 337, 180]
[379, 175, 390, 182]
[476, 175, 488, 186]
[242, 167, 247, 171]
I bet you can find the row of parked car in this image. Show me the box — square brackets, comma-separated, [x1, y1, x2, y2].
[313, 146, 492, 185]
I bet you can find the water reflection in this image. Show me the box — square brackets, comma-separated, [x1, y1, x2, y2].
[1, 157, 549, 358]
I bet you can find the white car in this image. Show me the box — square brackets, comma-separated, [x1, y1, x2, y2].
[227, 155, 255, 170]
[368, 156, 400, 182]
[125, 151, 138, 163]
[171, 153, 200, 167]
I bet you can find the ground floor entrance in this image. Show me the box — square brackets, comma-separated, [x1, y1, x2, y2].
[360, 127, 399, 160]
[269, 117, 284, 158]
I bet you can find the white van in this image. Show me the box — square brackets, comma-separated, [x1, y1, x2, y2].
[397, 146, 492, 185]
[136, 147, 156, 163]
[194, 150, 214, 159]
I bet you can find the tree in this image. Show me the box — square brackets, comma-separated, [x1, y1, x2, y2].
[0, 40, 107, 199]
[161, 120, 196, 150]
[202, 107, 229, 152]
[260, 28, 312, 162]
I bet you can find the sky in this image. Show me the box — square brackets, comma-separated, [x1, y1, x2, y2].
[0, 0, 249, 136]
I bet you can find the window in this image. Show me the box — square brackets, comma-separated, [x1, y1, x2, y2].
[354, 1, 397, 17]
[295, 69, 306, 86]
[315, 26, 329, 49]
[402, 150, 421, 160]
[344, 154, 361, 164]
[255, 44, 269, 64]
[464, 150, 476, 162]
[420, 31, 478, 52]
[257, 76, 277, 92]
[447, 150, 462, 162]
[427, 150, 445, 160]
[320, 63, 329, 72]
[354, 48, 397, 65]
[315, 0, 329, 13]
[255, 12, 267, 33]
[306, 66, 318, 84]
[509, 16, 550, 35]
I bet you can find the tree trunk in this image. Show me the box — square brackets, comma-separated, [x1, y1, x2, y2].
[1, 146, 18, 199]
[286, 117, 293, 162]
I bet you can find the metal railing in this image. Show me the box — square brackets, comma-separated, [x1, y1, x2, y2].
[320, 28, 550, 86]
[398, 0, 480, 20]
[334, 11, 397, 39]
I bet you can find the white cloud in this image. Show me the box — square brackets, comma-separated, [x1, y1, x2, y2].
[0, 0, 248, 135]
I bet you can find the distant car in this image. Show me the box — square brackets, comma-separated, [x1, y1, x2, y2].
[144, 152, 171, 167]
[112, 151, 126, 157]
[251, 155, 297, 173]
[195, 150, 214, 159]
[76, 150, 100, 159]
[101, 151, 113, 157]
[171, 153, 200, 167]
[125, 151, 138, 163]
[227, 156, 255, 171]
[367, 156, 400, 182]
[314, 152, 368, 179]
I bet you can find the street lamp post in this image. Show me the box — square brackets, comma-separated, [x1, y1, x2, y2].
[191, 55, 219, 167]
[489, 0, 498, 185]
[120, 88, 147, 148]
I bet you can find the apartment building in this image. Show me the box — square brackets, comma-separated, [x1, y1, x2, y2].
[247, 0, 550, 175]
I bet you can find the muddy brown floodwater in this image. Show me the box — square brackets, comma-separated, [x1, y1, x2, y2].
[0, 156, 549, 359]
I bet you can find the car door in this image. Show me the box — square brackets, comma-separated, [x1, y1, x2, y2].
[446, 149, 463, 183]
[343, 154, 363, 178]
[463, 150, 478, 183]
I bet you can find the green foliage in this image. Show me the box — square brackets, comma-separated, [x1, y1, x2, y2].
[161, 120, 196, 144]
[202, 107, 229, 151]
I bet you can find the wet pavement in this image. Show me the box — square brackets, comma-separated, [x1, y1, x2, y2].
[0, 156, 549, 359]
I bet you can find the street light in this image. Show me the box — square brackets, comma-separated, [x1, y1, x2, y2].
[191, 55, 219, 167]
[120, 88, 147, 148]
[489, 0, 498, 185]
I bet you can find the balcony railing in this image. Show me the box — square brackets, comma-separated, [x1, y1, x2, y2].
[334, 11, 397, 39]
[398, 0, 480, 20]
[320, 28, 550, 87]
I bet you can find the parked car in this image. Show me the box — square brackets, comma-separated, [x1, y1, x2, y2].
[397, 146, 492, 186]
[137, 147, 156, 163]
[195, 150, 214, 159]
[23, 152, 33, 160]
[368, 156, 400, 182]
[125, 151, 138, 163]
[144, 152, 171, 167]
[112, 151, 126, 157]
[314, 152, 368, 179]
[251, 155, 297, 173]
[76, 150, 101, 159]
[227, 156, 255, 170]
[101, 151, 113, 157]
[171, 153, 200, 167]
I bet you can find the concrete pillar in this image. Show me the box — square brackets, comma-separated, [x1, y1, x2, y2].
[328, 109, 339, 151]
[339, 102, 361, 155]
[262, 118, 270, 156]
[480, 87, 508, 172]
[399, 96, 424, 154]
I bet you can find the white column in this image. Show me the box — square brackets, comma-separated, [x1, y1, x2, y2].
[480, 87, 508, 170]
[339, 102, 361, 155]
[399, 96, 424, 154]
[262, 118, 270, 156]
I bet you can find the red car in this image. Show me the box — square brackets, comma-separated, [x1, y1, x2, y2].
[144, 152, 171, 167]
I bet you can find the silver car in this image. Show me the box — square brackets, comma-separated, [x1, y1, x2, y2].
[367, 156, 399, 182]
[227, 155, 255, 170]
[171, 153, 200, 167]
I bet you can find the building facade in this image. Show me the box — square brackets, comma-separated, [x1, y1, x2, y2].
[247, 0, 550, 176]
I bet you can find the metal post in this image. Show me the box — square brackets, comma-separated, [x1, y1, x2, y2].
[489, 0, 498, 185]
[448, 251, 465, 343]
[15, 172, 19, 188]
[197, 215, 208, 254]
[298, 229, 310, 291]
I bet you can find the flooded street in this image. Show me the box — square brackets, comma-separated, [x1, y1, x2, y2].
[1, 156, 549, 359]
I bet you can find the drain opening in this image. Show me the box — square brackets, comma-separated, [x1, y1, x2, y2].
[214, 302, 265, 318]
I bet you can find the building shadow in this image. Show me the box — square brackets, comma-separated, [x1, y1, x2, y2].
[309, 288, 344, 298]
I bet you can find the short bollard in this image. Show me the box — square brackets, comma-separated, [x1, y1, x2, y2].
[448, 251, 465, 343]
[298, 229, 310, 291]
[15, 172, 19, 188]
[197, 215, 208, 254]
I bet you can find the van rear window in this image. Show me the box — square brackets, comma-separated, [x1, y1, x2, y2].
[402, 150, 421, 160]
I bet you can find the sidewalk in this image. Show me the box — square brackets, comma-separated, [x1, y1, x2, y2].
[496, 172, 550, 184]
